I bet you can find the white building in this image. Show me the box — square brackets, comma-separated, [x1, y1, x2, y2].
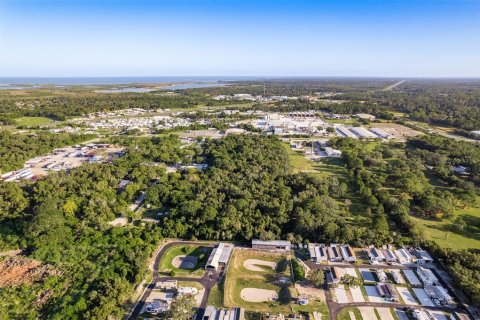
[252, 239, 291, 252]
[370, 128, 393, 139]
[327, 245, 343, 262]
[336, 126, 358, 139]
[350, 127, 378, 139]
[340, 245, 356, 263]
[308, 243, 328, 263]
[383, 249, 397, 263]
[324, 147, 342, 157]
[367, 247, 385, 262]
[412, 249, 434, 265]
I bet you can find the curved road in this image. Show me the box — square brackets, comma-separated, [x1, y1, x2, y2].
[127, 241, 217, 320]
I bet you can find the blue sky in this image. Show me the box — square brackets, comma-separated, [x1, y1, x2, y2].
[0, 0, 479, 77]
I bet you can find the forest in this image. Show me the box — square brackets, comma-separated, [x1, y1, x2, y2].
[0, 132, 480, 316]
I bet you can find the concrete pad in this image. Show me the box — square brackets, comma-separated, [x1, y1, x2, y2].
[350, 286, 365, 303]
[376, 307, 394, 320]
[349, 311, 356, 320]
[334, 285, 349, 303]
[397, 286, 418, 305]
[172, 255, 197, 269]
[241, 288, 277, 302]
[403, 269, 422, 286]
[345, 268, 358, 278]
[412, 288, 435, 307]
[358, 307, 378, 320]
[365, 285, 382, 303]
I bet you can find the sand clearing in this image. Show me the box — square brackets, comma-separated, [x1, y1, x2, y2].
[358, 307, 378, 320]
[376, 307, 394, 320]
[172, 255, 197, 269]
[334, 285, 350, 303]
[243, 259, 277, 272]
[350, 286, 365, 303]
[240, 288, 278, 302]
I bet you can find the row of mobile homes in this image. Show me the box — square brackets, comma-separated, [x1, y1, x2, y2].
[202, 306, 245, 320]
[206, 243, 234, 272]
[252, 239, 291, 252]
[417, 266, 439, 286]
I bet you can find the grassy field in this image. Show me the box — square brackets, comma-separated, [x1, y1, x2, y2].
[411, 207, 480, 250]
[283, 144, 318, 173]
[337, 307, 363, 320]
[14, 116, 56, 127]
[158, 244, 212, 277]
[224, 249, 293, 313]
[207, 281, 224, 307]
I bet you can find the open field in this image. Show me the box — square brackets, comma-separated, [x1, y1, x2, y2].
[283, 143, 318, 173]
[158, 244, 211, 277]
[14, 116, 57, 127]
[224, 249, 292, 313]
[337, 307, 363, 320]
[410, 207, 480, 250]
[372, 122, 421, 140]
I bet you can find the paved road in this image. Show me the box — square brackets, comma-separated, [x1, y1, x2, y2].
[127, 241, 217, 320]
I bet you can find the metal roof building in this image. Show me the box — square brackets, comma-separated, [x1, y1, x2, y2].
[252, 239, 291, 252]
[206, 243, 234, 272]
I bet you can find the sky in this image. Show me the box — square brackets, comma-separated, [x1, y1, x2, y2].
[0, 0, 479, 77]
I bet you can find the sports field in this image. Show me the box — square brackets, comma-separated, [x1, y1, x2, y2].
[158, 243, 212, 277]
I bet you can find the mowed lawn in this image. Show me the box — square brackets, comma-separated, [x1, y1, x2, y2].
[158, 244, 212, 277]
[224, 249, 292, 313]
[411, 207, 480, 250]
[14, 116, 56, 126]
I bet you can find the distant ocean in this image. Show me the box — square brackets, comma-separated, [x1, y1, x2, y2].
[0, 76, 257, 86]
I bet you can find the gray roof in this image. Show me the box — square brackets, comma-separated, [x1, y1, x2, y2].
[252, 239, 291, 246]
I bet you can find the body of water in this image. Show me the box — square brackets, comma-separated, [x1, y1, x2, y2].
[0, 76, 255, 86]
